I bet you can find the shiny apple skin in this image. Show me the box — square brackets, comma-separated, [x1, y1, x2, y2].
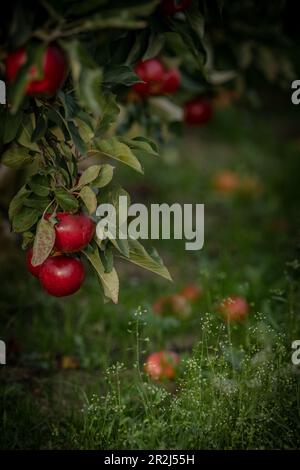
[53, 212, 95, 253]
[39, 256, 85, 297]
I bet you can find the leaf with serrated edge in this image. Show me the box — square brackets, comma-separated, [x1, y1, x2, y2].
[79, 186, 97, 214]
[32, 218, 56, 266]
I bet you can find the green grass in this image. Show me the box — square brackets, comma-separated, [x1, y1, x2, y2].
[0, 105, 300, 449]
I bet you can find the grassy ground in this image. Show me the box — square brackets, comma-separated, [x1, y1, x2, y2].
[0, 105, 300, 449]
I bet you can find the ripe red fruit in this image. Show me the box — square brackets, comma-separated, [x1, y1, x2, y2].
[180, 283, 201, 302]
[160, 0, 192, 15]
[39, 256, 85, 297]
[145, 351, 180, 381]
[6, 44, 67, 96]
[133, 59, 180, 97]
[184, 97, 213, 125]
[51, 213, 95, 253]
[217, 296, 249, 322]
[26, 248, 43, 278]
[133, 59, 165, 96]
[160, 68, 181, 94]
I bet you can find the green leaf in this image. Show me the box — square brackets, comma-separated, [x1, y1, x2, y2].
[78, 165, 102, 187]
[24, 196, 51, 211]
[92, 164, 114, 188]
[8, 42, 46, 113]
[2, 109, 24, 144]
[110, 238, 130, 258]
[96, 186, 130, 257]
[92, 137, 143, 173]
[12, 207, 39, 233]
[120, 239, 172, 281]
[67, 120, 88, 156]
[75, 118, 94, 143]
[2, 144, 35, 169]
[120, 136, 159, 159]
[32, 218, 56, 266]
[28, 174, 50, 197]
[22, 231, 34, 250]
[8, 185, 29, 221]
[58, 91, 80, 120]
[103, 65, 141, 86]
[99, 246, 114, 273]
[65, 41, 103, 117]
[18, 114, 40, 152]
[83, 245, 119, 303]
[55, 189, 79, 213]
[94, 93, 120, 137]
[79, 186, 97, 214]
[31, 113, 48, 142]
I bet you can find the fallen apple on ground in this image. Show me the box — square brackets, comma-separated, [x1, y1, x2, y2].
[144, 351, 180, 381]
[217, 296, 249, 322]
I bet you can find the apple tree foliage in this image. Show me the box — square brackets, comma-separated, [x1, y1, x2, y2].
[0, 0, 295, 302]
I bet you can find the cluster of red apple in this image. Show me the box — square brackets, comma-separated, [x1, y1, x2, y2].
[132, 58, 213, 126]
[27, 213, 95, 297]
[145, 286, 249, 381]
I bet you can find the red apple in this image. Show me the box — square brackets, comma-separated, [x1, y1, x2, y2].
[50, 212, 95, 253]
[144, 351, 180, 380]
[153, 294, 191, 318]
[160, 0, 192, 16]
[217, 296, 249, 322]
[160, 68, 181, 94]
[180, 283, 201, 302]
[184, 97, 213, 125]
[26, 248, 43, 278]
[133, 59, 165, 96]
[6, 43, 67, 96]
[39, 256, 85, 297]
[133, 59, 180, 97]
